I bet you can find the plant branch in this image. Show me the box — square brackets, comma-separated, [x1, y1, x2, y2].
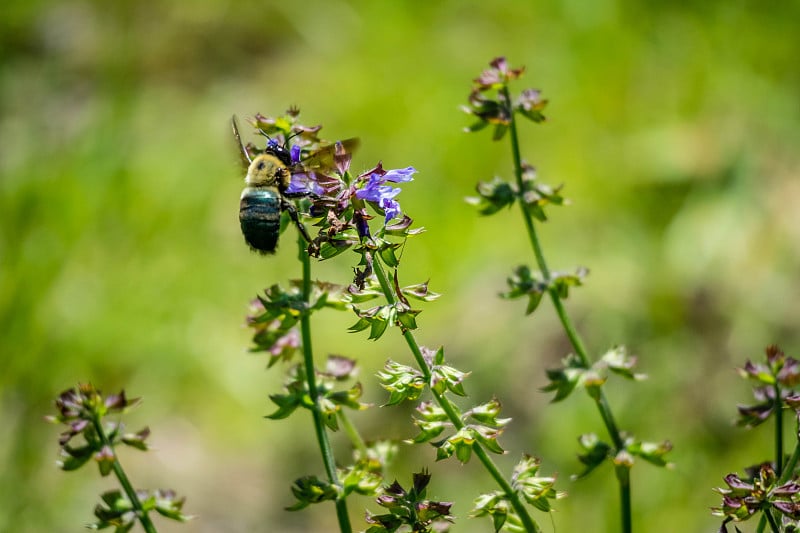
[778, 416, 800, 485]
[503, 86, 629, 531]
[764, 507, 781, 533]
[775, 383, 784, 477]
[91, 416, 158, 533]
[298, 235, 352, 533]
[338, 410, 368, 456]
[371, 256, 541, 533]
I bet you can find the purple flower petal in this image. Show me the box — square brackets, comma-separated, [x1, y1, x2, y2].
[355, 165, 415, 224]
[384, 166, 416, 183]
[287, 172, 324, 196]
[381, 198, 401, 222]
[290, 145, 302, 164]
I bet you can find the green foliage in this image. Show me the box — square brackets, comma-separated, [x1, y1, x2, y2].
[47, 385, 188, 531]
[9, 1, 800, 531]
[472, 456, 564, 532]
[365, 471, 454, 533]
[541, 346, 645, 404]
[501, 265, 587, 315]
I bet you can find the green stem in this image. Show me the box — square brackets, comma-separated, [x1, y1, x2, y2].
[764, 506, 781, 533]
[371, 257, 540, 533]
[503, 86, 630, 532]
[767, 413, 800, 532]
[91, 416, 158, 533]
[338, 410, 368, 456]
[775, 383, 784, 477]
[778, 416, 800, 485]
[618, 467, 632, 533]
[298, 235, 352, 533]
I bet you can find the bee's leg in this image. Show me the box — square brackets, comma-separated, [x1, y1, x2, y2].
[282, 199, 313, 244]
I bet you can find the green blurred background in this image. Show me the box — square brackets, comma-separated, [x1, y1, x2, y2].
[2, 1, 799, 531]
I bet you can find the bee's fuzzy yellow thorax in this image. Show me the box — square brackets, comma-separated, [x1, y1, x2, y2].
[245, 154, 289, 187]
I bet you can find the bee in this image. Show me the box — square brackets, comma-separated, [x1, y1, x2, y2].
[231, 115, 357, 254]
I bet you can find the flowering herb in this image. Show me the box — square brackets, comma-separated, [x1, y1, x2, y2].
[355, 165, 416, 223]
[365, 471, 454, 533]
[47, 384, 188, 533]
[713, 345, 800, 532]
[238, 109, 432, 533]
[239, 107, 559, 532]
[465, 57, 672, 533]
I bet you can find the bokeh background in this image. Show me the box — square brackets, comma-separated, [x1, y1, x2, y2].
[2, 1, 799, 531]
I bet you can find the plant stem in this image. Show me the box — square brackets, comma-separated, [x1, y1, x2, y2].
[764, 507, 781, 533]
[338, 410, 368, 456]
[503, 86, 630, 532]
[762, 409, 800, 533]
[298, 235, 352, 533]
[778, 416, 800, 485]
[91, 416, 158, 533]
[618, 466, 632, 533]
[775, 383, 784, 477]
[371, 257, 540, 533]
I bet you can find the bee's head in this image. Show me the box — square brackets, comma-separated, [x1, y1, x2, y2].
[259, 127, 305, 167]
[265, 142, 293, 167]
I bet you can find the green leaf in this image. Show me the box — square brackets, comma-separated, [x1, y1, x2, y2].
[518, 107, 546, 123]
[266, 392, 303, 419]
[401, 281, 441, 302]
[492, 123, 508, 140]
[432, 346, 445, 366]
[318, 241, 351, 260]
[541, 366, 583, 402]
[467, 177, 516, 216]
[470, 491, 509, 533]
[58, 445, 94, 471]
[574, 433, 612, 479]
[549, 267, 588, 299]
[473, 426, 505, 455]
[447, 428, 476, 464]
[377, 361, 425, 405]
[287, 476, 339, 511]
[465, 120, 489, 133]
[602, 346, 647, 381]
[378, 243, 401, 268]
[525, 292, 544, 315]
[628, 439, 673, 467]
[435, 439, 455, 461]
[348, 317, 371, 333]
[327, 383, 369, 411]
[468, 399, 510, 427]
[396, 309, 419, 330]
[368, 317, 389, 340]
[411, 420, 447, 444]
[94, 445, 115, 477]
[429, 360, 469, 397]
[121, 427, 150, 451]
[153, 490, 189, 522]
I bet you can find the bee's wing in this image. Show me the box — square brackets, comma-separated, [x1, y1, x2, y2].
[300, 138, 360, 171]
[231, 115, 252, 169]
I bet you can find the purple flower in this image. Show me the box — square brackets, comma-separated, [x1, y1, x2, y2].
[286, 172, 325, 196]
[383, 166, 416, 183]
[355, 166, 416, 223]
[290, 144, 302, 164]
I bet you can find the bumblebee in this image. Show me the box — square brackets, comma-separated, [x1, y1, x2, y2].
[232, 115, 359, 254]
[230, 116, 302, 254]
[231, 115, 358, 255]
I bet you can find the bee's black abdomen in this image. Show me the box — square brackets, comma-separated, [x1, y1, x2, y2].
[239, 188, 281, 254]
